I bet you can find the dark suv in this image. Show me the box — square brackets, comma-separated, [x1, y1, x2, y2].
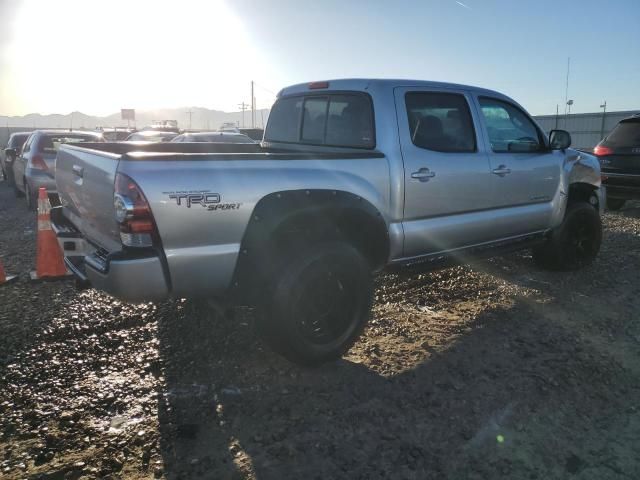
[594, 114, 640, 210]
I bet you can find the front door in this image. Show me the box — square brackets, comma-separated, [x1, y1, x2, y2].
[394, 87, 494, 258]
[474, 96, 562, 236]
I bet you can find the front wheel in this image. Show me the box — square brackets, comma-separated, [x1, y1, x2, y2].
[257, 242, 373, 366]
[533, 202, 602, 271]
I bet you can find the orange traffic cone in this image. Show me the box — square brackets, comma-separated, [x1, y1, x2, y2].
[0, 258, 18, 285]
[30, 188, 70, 281]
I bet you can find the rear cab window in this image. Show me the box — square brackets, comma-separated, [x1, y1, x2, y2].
[265, 92, 375, 149]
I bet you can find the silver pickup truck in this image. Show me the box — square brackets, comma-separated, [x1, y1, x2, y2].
[53, 79, 603, 365]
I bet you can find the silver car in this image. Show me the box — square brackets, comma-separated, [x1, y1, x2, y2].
[12, 130, 104, 209]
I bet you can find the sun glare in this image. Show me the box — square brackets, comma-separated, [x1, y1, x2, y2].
[5, 0, 269, 115]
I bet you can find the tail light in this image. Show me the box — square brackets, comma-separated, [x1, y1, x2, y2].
[593, 145, 613, 156]
[31, 154, 49, 172]
[114, 173, 158, 247]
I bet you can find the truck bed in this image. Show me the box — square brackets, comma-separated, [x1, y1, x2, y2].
[55, 141, 390, 300]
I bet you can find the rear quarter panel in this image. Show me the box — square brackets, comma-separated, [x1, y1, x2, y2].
[118, 155, 391, 297]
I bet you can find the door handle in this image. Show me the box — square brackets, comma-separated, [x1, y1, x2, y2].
[492, 165, 511, 177]
[72, 165, 84, 177]
[411, 168, 436, 182]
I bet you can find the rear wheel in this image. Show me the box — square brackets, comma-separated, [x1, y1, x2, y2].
[533, 202, 602, 271]
[25, 182, 36, 211]
[257, 242, 373, 366]
[14, 179, 24, 197]
[606, 197, 626, 211]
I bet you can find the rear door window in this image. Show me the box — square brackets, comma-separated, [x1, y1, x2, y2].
[605, 121, 640, 146]
[265, 93, 374, 148]
[405, 92, 476, 152]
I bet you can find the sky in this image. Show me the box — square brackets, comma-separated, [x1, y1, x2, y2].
[0, 0, 639, 117]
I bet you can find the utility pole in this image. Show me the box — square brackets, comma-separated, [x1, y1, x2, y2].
[555, 104, 559, 129]
[600, 101, 607, 140]
[251, 81, 255, 129]
[238, 102, 249, 128]
[186, 109, 193, 130]
[564, 57, 570, 117]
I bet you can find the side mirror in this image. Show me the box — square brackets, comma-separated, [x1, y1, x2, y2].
[4, 148, 16, 158]
[549, 129, 571, 150]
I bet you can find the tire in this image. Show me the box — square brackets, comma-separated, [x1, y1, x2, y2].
[606, 197, 626, 211]
[14, 180, 24, 198]
[257, 242, 373, 366]
[533, 202, 602, 271]
[25, 182, 36, 211]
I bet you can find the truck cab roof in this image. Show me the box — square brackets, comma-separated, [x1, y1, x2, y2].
[278, 78, 513, 103]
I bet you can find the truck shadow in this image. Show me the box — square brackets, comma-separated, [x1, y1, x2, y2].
[154, 276, 638, 479]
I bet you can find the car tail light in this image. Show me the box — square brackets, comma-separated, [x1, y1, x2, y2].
[31, 154, 48, 171]
[309, 81, 329, 89]
[593, 145, 613, 156]
[114, 173, 158, 247]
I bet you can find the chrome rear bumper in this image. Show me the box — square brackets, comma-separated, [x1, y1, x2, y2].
[51, 206, 170, 303]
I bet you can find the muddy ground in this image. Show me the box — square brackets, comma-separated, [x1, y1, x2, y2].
[1, 177, 639, 479]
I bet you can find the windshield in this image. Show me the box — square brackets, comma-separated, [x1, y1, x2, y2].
[126, 131, 176, 142]
[8, 134, 29, 148]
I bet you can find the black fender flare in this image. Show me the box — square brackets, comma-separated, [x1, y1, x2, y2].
[230, 189, 389, 304]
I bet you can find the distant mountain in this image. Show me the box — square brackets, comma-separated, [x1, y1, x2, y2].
[0, 107, 271, 130]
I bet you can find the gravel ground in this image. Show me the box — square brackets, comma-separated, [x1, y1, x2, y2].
[1, 177, 640, 480]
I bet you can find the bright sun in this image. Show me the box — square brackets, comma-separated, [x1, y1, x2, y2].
[5, 0, 270, 115]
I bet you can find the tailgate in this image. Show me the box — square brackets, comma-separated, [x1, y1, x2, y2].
[56, 145, 123, 252]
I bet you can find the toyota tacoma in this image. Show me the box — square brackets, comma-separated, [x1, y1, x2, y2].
[52, 79, 603, 365]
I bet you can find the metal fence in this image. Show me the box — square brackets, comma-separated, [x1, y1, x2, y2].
[533, 110, 640, 150]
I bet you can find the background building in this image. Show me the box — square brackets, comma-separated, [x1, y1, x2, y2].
[534, 110, 640, 150]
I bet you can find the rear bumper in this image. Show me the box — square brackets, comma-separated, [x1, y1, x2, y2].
[602, 172, 640, 199]
[51, 206, 170, 303]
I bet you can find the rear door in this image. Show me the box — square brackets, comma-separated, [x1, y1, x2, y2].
[474, 96, 561, 236]
[394, 87, 494, 257]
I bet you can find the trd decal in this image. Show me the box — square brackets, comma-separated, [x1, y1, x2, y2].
[163, 190, 241, 211]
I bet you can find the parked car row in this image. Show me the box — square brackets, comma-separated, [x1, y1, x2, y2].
[1, 125, 263, 210]
[3, 130, 104, 209]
